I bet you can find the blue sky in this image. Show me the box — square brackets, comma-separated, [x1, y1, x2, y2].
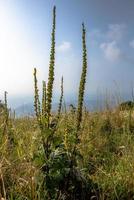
[0, 0, 134, 107]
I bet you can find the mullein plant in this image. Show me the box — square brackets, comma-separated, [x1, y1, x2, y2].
[34, 6, 57, 129]
[57, 76, 63, 119]
[33, 7, 89, 199]
[3, 91, 9, 135]
[71, 23, 88, 164]
[69, 23, 88, 167]
[42, 81, 47, 117]
[76, 23, 88, 132]
[4, 91, 8, 111]
[33, 68, 42, 128]
[33, 6, 64, 198]
[46, 6, 56, 127]
[4, 91, 8, 120]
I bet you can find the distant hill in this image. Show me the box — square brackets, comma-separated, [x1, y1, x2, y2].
[15, 102, 61, 117]
[14, 98, 101, 117]
[15, 103, 34, 117]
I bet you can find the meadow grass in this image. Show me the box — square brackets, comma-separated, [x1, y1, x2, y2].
[1, 107, 134, 199]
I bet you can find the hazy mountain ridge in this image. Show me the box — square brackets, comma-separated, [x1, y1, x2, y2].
[14, 99, 103, 117]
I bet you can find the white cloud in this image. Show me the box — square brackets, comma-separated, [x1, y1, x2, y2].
[57, 41, 71, 52]
[89, 29, 102, 39]
[100, 41, 122, 61]
[89, 24, 126, 43]
[107, 24, 126, 41]
[129, 40, 134, 48]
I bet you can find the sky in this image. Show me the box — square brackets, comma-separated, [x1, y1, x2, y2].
[0, 0, 134, 107]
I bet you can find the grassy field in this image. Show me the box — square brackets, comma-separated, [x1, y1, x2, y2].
[1, 107, 134, 199]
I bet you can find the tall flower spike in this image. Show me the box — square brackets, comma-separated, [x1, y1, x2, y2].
[33, 68, 41, 121]
[4, 91, 8, 110]
[76, 23, 88, 131]
[46, 6, 56, 125]
[57, 76, 64, 119]
[4, 91, 8, 119]
[42, 80, 47, 116]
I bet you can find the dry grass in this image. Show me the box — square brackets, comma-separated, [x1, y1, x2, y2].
[0, 102, 134, 199]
